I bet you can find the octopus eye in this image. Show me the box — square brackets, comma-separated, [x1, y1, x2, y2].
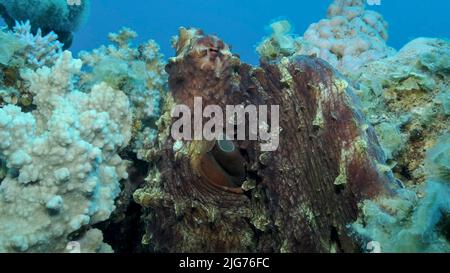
[193, 140, 246, 194]
[210, 139, 246, 186]
[217, 139, 234, 153]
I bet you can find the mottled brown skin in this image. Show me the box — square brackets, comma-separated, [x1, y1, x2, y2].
[136, 29, 396, 253]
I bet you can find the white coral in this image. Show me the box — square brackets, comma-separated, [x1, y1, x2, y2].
[0, 51, 132, 252]
[299, 0, 395, 74]
[12, 20, 63, 68]
[79, 28, 167, 159]
[256, 0, 396, 75]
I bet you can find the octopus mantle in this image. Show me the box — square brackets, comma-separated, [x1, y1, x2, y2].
[133, 28, 397, 253]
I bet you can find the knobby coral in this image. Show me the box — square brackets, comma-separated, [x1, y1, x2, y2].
[0, 51, 132, 252]
[257, 0, 395, 75]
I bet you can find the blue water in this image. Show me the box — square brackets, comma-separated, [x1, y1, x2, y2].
[5, 0, 450, 64]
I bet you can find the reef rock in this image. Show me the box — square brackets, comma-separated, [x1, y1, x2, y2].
[347, 38, 450, 252]
[352, 37, 450, 184]
[133, 28, 398, 252]
[351, 133, 450, 252]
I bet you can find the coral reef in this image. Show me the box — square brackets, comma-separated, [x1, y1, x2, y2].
[351, 134, 450, 252]
[79, 28, 167, 160]
[0, 0, 448, 254]
[257, 0, 395, 75]
[11, 20, 63, 68]
[352, 38, 450, 184]
[0, 21, 63, 69]
[0, 0, 90, 48]
[0, 51, 131, 252]
[1, 21, 64, 110]
[0, 24, 167, 253]
[256, 2, 449, 253]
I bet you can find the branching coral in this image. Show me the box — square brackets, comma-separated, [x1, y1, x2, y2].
[0, 0, 90, 48]
[0, 51, 132, 252]
[79, 28, 167, 160]
[0, 21, 64, 108]
[0, 21, 63, 69]
[12, 20, 63, 67]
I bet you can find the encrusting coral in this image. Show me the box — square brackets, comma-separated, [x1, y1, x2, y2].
[348, 39, 449, 252]
[0, 51, 132, 252]
[351, 134, 450, 252]
[352, 38, 450, 184]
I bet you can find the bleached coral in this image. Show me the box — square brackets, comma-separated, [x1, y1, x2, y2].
[0, 26, 25, 65]
[353, 38, 450, 183]
[0, 51, 132, 252]
[0, 22, 64, 108]
[79, 28, 167, 160]
[257, 0, 395, 74]
[12, 20, 63, 67]
[256, 20, 301, 61]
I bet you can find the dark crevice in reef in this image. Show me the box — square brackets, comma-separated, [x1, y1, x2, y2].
[94, 152, 150, 253]
[94, 201, 147, 253]
[0, 157, 6, 184]
[67, 225, 90, 242]
[438, 213, 450, 243]
[399, 165, 413, 181]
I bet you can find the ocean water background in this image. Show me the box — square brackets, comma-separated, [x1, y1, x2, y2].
[3, 0, 450, 64]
